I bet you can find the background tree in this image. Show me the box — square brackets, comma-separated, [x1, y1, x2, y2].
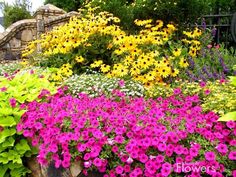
[44, 0, 87, 12]
[0, 0, 32, 28]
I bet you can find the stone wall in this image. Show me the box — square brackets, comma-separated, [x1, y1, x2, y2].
[0, 4, 80, 61]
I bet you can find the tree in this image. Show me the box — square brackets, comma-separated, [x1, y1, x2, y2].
[1, 0, 32, 28]
[44, 0, 87, 12]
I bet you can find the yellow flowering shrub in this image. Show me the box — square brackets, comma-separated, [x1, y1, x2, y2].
[22, 4, 203, 86]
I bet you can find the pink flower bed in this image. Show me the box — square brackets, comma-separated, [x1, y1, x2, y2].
[17, 89, 236, 177]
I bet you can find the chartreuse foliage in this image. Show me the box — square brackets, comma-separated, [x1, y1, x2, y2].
[0, 71, 57, 177]
[219, 65, 236, 122]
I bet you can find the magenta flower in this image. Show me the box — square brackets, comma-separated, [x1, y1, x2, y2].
[93, 158, 103, 167]
[9, 98, 16, 107]
[216, 144, 228, 154]
[173, 88, 181, 95]
[115, 165, 124, 174]
[157, 143, 166, 152]
[228, 151, 236, 160]
[232, 170, 236, 177]
[199, 81, 206, 88]
[118, 80, 125, 87]
[205, 151, 216, 161]
[226, 121, 235, 129]
[189, 147, 199, 157]
[17, 90, 236, 176]
[0, 86, 7, 92]
[204, 89, 211, 95]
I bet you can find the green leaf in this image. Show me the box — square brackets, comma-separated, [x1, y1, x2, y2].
[0, 165, 8, 177]
[0, 154, 9, 164]
[0, 128, 16, 144]
[2, 137, 15, 148]
[10, 166, 30, 177]
[15, 139, 31, 155]
[0, 108, 13, 116]
[229, 76, 236, 86]
[218, 111, 236, 121]
[0, 116, 16, 127]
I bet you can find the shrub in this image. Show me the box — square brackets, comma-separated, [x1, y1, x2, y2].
[63, 74, 145, 97]
[1, 0, 32, 28]
[18, 90, 236, 176]
[0, 70, 57, 177]
[23, 5, 204, 86]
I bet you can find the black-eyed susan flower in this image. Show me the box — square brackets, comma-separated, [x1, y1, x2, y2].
[179, 58, 189, 68]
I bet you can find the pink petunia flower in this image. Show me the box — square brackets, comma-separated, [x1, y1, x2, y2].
[9, 98, 16, 107]
[226, 121, 235, 129]
[205, 151, 216, 161]
[115, 165, 124, 174]
[228, 151, 236, 160]
[216, 143, 228, 154]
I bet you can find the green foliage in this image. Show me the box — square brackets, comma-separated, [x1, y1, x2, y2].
[0, 71, 57, 177]
[1, 0, 32, 28]
[63, 74, 145, 97]
[89, 0, 236, 32]
[90, 0, 136, 32]
[44, 0, 85, 12]
[218, 111, 236, 121]
[219, 68, 236, 121]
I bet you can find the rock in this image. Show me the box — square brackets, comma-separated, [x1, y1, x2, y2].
[27, 157, 43, 177]
[27, 158, 73, 177]
[9, 38, 21, 48]
[78, 171, 104, 177]
[41, 161, 72, 177]
[70, 162, 83, 177]
[21, 29, 33, 42]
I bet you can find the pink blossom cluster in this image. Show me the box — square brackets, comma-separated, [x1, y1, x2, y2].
[17, 89, 236, 177]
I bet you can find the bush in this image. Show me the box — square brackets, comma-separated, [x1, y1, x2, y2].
[63, 74, 145, 97]
[89, 0, 219, 32]
[1, 0, 32, 28]
[23, 5, 204, 86]
[0, 70, 56, 177]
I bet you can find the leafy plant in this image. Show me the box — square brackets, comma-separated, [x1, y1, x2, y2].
[0, 70, 57, 177]
[219, 66, 236, 121]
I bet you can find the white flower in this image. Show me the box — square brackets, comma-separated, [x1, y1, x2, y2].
[126, 157, 134, 164]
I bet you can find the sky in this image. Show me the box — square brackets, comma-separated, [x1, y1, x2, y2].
[0, 0, 45, 16]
